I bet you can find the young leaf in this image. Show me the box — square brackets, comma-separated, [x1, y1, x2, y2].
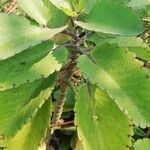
[77, 44, 150, 128]
[75, 84, 132, 150]
[0, 41, 61, 91]
[0, 99, 51, 150]
[134, 138, 150, 150]
[0, 74, 56, 136]
[17, 0, 51, 25]
[75, 1, 143, 35]
[0, 13, 67, 60]
[49, 0, 77, 16]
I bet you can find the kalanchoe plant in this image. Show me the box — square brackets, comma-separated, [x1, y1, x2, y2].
[0, 0, 150, 150]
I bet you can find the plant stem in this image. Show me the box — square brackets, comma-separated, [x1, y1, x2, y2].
[51, 85, 68, 125]
[45, 27, 94, 149]
[46, 34, 79, 149]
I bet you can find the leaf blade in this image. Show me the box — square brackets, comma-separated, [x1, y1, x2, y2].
[0, 74, 56, 136]
[0, 99, 51, 150]
[49, 0, 77, 16]
[77, 44, 150, 127]
[90, 34, 150, 61]
[134, 138, 150, 150]
[75, 1, 143, 35]
[75, 84, 132, 150]
[17, 0, 51, 25]
[0, 13, 67, 60]
[0, 41, 61, 91]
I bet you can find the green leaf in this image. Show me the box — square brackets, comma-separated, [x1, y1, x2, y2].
[77, 44, 150, 127]
[49, 0, 78, 16]
[52, 47, 68, 64]
[127, 0, 150, 10]
[17, 0, 51, 25]
[90, 34, 148, 48]
[0, 99, 51, 150]
[75, 1, 143, 35]
[73, 0, 130, 14]
[133, 126, 146, 137]
[90, 34, 150, 61]
[134, 139, 150, 150]
[0, 74, 56, 136]
[0, 13, 67, 60]
[43, 0, 68, 28]
[128, 47, 150, 61]
[0, 41, 61, 91]
[75, 84, 132, 150]
[52, 33, 72, 45]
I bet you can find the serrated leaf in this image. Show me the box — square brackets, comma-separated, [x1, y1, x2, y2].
[49, 0, 77, 16]
[134, 138, 150, 150]
[0, 74, 56, 136]
[0, 13, 67, 60]
[17, 0, 51, 25]
[90, 34, 148, 48]
[75, 84, 132, 150]
[52, 47, 68, 64]
[77, 44, 150, 127]
[90, 34, 150, 61]
[0, 99, 51, 150]
[75, 1, 143, 35]
[127, 0, 150, 10]
[0, 41, 61, 91]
